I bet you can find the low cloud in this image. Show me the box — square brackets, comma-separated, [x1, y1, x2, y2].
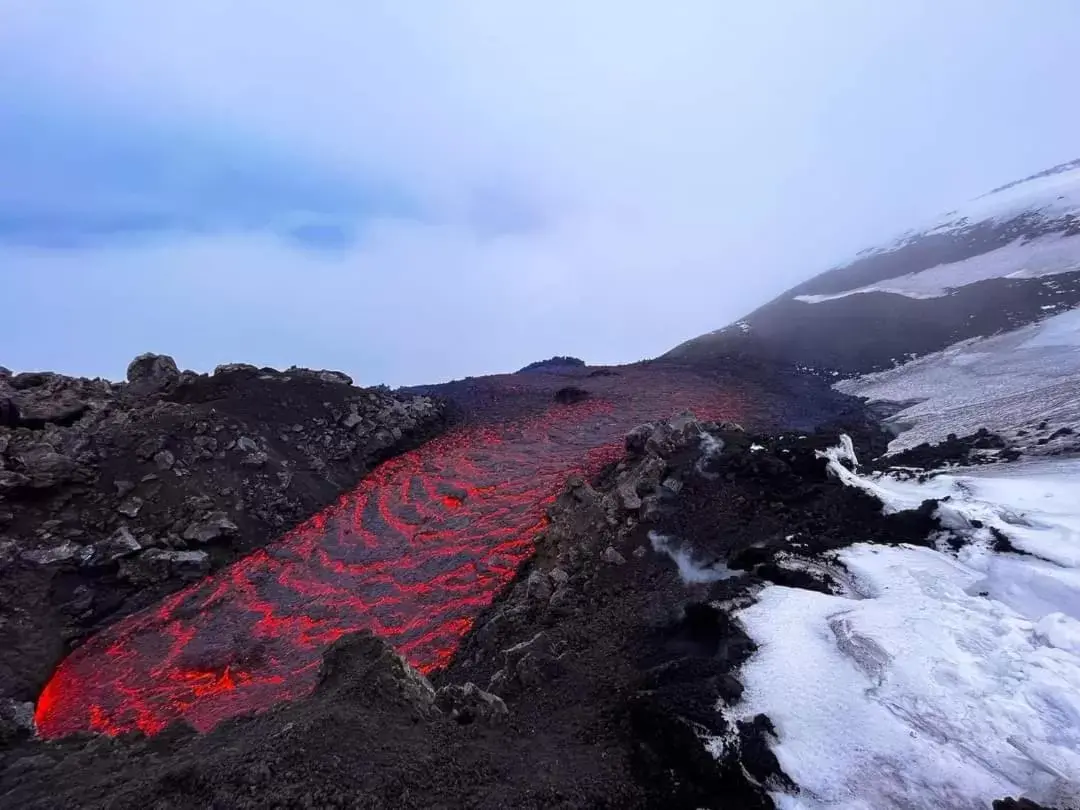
[3, 1, 1080, 383]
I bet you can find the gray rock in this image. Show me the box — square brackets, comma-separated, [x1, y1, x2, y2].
[286, 367, 354, 386]
[154, 450, 176, 470]
[625, 423, 653, 455]
[548, 586, 571, 610]
[90, 526, 142, 564]
[126, 353, 180, 392]
[601, 546, 627, 565]
[135, 437, 163, 461]
[489, 631, 561, 695]
[182, 512, 239, 544]
[661, 477, 683, 494]
[236, 436, 259, 453]
[0, 470, 31, 490]
[21, 541, 90, 566]
[549, 567, 570, 587]
[526, 569, 553, 601]
[14, 445, 78, 489]
[213, 363, 259, 376]
[117, 495, 143, 517]
[114, 479, 136, 497]
[0, 397, 18, 429]
[617, 481, 643, 511]
[185, 494, 215, 511]
[640, 494, 664, 523]
[8, 372, 59, 390]
[0, 540, 19, 570]
[645, 414, 703, 459]
[614, 454, 667, 513]
[241, 451, 269, 468]
[435, 682, 508, 725]
[16, 396, 89, 427]
[120, 548, 210, 584]
[0, 699, 36, 745]
[193, 435, 218, 452]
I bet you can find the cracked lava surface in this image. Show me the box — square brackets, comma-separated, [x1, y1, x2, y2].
[35, 378, 745, 737]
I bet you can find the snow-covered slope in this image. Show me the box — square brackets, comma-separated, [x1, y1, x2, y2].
[664, 159, 1080, 375]
[928, 158, 1080, 234]
[732, 443, 1080, 810]
[837, 307, 1080, 453]
[794, 234, 1080, 304]
[662, 163, 1080, 809]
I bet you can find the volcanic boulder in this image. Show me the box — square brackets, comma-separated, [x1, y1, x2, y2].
[125, 353, 180, 395]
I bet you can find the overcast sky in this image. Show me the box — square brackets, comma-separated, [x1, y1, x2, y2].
[3, 2, 1079, 386]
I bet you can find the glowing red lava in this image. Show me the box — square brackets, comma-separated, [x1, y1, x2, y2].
[36, 387, 742, 737]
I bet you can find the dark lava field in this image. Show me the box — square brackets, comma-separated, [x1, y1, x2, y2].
[34, 359, 841, 739]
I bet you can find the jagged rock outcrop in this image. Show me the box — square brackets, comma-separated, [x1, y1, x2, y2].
[0, 355, 447, 706]
[125, 353, 180, 395]
[434, 682, 508, 725]
[317, 632, 437, 719]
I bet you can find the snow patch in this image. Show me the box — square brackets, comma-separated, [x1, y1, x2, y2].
[835, 307, 1080, 452]
[935, 161, 1080, 230]
[794, 233, 1080, 304]
[730, 449, 1080, 809]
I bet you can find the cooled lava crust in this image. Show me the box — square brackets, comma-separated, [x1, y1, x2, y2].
[36, 364, 774, 738]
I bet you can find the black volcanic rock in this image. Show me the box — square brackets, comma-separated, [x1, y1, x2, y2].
[0, 398, 19, 428]
[0, 357, 447, 707]
[125, 353, 180, 394]
[553, 385, 590, 404]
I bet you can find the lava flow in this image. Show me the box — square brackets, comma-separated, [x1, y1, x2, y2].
[36, 380, 744, 738]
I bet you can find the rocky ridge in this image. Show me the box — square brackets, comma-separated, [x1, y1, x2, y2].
[0, 355, 447, 713]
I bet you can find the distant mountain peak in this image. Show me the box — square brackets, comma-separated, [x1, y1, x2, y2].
[664, 158, 1080, 377]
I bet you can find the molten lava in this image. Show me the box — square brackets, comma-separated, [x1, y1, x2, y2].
[36, 386, 742, 737]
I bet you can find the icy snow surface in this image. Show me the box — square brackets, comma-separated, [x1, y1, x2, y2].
[835, 307, 1080, 453]
[794, 234, 1080, 304]
[732, 449, 1080, 809]
[933, 162, 1080, 232]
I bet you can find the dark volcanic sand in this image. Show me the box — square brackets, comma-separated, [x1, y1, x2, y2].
[38, 364, 830, 738]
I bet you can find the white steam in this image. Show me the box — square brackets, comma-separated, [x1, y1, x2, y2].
[648, 530, 739, 585]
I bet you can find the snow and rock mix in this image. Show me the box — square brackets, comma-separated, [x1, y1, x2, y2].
[836, 307, 1080, 454]
[794, 233, 1080, 304]
[729, 440, 1080, 809]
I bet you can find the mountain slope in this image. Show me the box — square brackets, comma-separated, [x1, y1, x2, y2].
[665, 159, 1080, 375]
